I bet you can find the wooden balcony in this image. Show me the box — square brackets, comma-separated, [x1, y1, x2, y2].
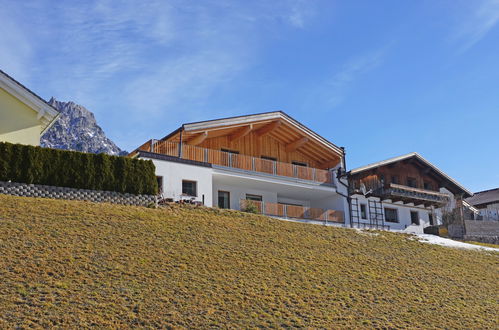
[381, 183, 450, 207]
[136, 140, 334, 185]
[350, 179, 450, 207]
[240, 200, 344, 223]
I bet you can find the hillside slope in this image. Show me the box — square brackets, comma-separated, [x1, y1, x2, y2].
[0, 195, 497, 328]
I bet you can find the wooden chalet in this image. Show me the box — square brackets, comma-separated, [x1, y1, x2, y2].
[131, 111, 348, 223]
[131, 111, 344, 185]
[349, 152, 472, 208]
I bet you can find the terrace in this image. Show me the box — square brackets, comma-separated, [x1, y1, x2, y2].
[240, 200, 344, 223]
[134, 140, 335, 185]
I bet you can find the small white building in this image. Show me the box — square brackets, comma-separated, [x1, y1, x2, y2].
[131, 112, 350, 224]
[348, 153, 472, 233]
[465, 188, 499, 221]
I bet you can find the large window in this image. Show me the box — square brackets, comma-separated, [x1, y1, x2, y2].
[218, 191, 230, 209]
[423, 181, 433, 190]
[246, 194, 262, 202]
[407, 177, 417, 188]
[360, 204, 367, 219]
[384, 207, 398, 223]
[292, 161, 308, 167]
[221, 148, 239, 154]
[182, 180, 197, 197]
[410, 211, 419, 225]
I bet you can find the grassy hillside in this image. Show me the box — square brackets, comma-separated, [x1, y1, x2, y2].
[0, 195, 497, 328]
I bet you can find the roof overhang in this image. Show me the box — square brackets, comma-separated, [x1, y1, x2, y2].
[349, 152, 472, 198]
[180, 111, 343, 155]
[0, 70, 60, 134]
[159, 111, 344, 167]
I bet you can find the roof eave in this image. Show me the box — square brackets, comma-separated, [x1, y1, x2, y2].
[0, 70, 60, 132]
[349, 152, 472, 197]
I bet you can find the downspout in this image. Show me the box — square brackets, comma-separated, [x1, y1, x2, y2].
[178, 126, 184, 158]
[335, 147, 353, 227]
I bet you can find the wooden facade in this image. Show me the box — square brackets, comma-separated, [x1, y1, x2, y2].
[161, 114, 343, 170]
[351, 161, 441, 192]
[130, 112, 344, 185]
[349, 155, 469, 207]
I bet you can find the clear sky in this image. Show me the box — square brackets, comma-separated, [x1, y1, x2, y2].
[1, 0, 498, 192]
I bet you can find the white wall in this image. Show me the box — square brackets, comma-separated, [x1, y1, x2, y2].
[212, 182, 278, 210]
[351, 194, 433, 233]
[145, 158, 213, 206]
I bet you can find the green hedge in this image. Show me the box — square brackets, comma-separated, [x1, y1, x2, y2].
[0, 142, 158, 195]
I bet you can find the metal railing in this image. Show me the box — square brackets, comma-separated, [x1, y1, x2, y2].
[148, 140, 334, 185]
[240, 199, 344, 223]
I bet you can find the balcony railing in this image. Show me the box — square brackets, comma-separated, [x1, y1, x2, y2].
[384, 183, 450, 205]
[240, 200, 344, 223]
[142, 140, 334, 185]
[350, 178, 450, 206]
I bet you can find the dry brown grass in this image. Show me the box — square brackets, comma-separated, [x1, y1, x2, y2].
[0, 194, 497, 328]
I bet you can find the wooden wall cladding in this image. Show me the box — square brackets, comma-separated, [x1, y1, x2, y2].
[197, 133, 323, 168]
[352, 161, 441, 191]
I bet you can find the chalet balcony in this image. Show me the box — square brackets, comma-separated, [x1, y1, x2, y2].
[135, 140, 335, 185]
[351, 179, 450, 207]
[380, 183, 450, 207]
[240, 200, 344, 223]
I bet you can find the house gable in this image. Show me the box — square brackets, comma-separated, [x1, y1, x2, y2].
[156, 112, 343, 169]
[0, 70, 59, 146]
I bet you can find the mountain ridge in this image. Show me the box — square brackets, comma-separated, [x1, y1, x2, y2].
[41, 98, 126, 155]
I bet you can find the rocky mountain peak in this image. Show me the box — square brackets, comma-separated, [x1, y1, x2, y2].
[41, 98, 126, 156]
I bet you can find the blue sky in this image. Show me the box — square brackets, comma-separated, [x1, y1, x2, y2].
[1, 0, 498, 192]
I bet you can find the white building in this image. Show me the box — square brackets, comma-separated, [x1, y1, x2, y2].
[131, 112, 350, 224]
[348, 153, 472, 233]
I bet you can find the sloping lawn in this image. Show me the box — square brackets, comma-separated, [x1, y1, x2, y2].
[0, 195, 497, 328]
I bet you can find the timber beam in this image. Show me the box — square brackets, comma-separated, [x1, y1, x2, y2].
[228, 125, 253, 142]
[255, 120, 282, 137]
[285, 137, 309, 152]
[188, 131, 208, 146]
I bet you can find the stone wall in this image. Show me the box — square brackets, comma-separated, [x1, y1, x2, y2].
[0, 181, 156, 206]
[463, 220, 499, 244]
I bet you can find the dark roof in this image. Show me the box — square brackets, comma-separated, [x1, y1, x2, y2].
[349, 152, 472, 197]
[466, 188, 499, 207]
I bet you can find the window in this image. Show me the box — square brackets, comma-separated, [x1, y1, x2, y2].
[391, 175, 399, 184]
[410, 211, 419, 225]
[423, 181, 432, 190]
[246, 194, 262, 202]
[261, 156, 277, 161]
[407, 177, 417, 188]
[360, 204, 367, 219]
[292, 161, 308, 167]
[429, 213, 434, 226]
[156, 176, 163, 194]
[182, 180, 197, 197]
[379, 174, 385, 183]
[218, 191, 230, 209]
[221, 148, 239, 154]
[384, 208, 398, 223]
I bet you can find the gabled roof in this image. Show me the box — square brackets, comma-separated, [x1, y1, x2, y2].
[0, 69, 60, 134]
[156, 111, 344, 167]
[466, 188, 499, 207]
[165, 111, 343, 155]
[349, 152, 472, 197]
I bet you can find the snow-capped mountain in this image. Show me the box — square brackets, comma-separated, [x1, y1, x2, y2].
[41, 98, 126, 155]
